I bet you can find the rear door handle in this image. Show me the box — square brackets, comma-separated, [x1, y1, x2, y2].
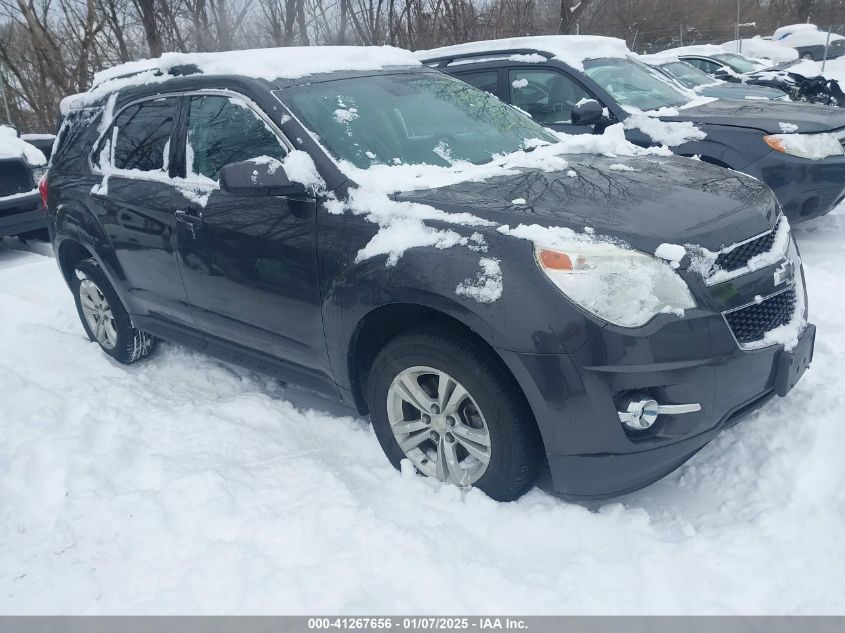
[175, 208, 203, 238]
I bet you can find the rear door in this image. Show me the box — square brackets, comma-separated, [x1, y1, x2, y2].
[172, 92, 334, 390]
[90, 96, 195, 329]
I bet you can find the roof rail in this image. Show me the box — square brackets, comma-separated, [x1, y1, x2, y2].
[420, 48, 554, 66]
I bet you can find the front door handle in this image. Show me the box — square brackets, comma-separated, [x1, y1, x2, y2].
[175, 209, 203, 238]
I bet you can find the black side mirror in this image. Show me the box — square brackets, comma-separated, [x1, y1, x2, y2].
[571, 100, 604, 126]
[219, 158, 308, 198]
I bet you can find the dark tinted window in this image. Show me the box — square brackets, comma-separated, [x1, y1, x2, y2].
[456, 71, 499, 95]
[112, 97, 177, 172]
[508, 69, 595, 124]
[187, 95, 287, 181]
[685, 58, 722, 74]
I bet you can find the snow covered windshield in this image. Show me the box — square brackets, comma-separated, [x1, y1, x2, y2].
[280, 71, 557, 169]
[659, 62, 716, 89]
[584, 58, 690, 110]
[711, 53, 765, 74]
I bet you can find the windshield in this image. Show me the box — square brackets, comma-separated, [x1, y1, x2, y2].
[712, 53, 764, 73]
[659, 62, 716, 89]
[583, 58, 690, 111]
[279, 71, 557, 169]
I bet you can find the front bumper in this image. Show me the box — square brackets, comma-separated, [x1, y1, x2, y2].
[746, 151, 845, 222]
[497, 308, 815, 499]
[0, 191, 45, 237]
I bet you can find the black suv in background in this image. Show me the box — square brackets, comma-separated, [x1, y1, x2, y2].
[418, 36, 845, 222]
[0, 126, 48, 238]
[45, 47, 814, 501]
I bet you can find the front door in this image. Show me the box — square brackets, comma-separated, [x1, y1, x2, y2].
[506, 67, 599, 135]
[172, 93, 333, 389]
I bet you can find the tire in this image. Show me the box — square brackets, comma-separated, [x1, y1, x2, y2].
[72, 258, 155, 364]
[801, 52, 815, 60]
[366, 325, 543, 501]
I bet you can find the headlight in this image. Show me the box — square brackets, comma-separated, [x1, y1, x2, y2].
[763, 133, 844, 160]
[535, 245, 696, 327]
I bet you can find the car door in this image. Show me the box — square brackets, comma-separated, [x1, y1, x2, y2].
[505, 67, 601, 135]
[90, 95, 196, 330]
[172, 92, 334, 390]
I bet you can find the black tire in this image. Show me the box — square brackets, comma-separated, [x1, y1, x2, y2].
[366, 325, 543, 501]
[72, 257, 155, 364]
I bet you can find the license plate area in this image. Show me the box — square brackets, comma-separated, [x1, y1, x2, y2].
[775, 323, 816, 397]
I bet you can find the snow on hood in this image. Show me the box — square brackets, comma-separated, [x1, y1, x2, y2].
[93, 46, 420, 87]
[0, 126, 46, 166]
[415, 36, 631, 71]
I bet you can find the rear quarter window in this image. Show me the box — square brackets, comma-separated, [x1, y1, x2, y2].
[50, 107, 103, 173]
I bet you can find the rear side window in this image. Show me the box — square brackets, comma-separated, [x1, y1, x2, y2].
[186, 95, 287, 181]
[111, 98, 177, 172]
[455, 71, 499, 96]
[685, 58, 721, 74]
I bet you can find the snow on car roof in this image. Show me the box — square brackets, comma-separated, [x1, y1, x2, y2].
[721, 38, 799, 63]
[93, 45, 421, 87]
[779, 29, 844, 47]
[642, 44, 731, 64]
[773, 23, 819, 40]
[0, 125, 46, 166]
[415, 36, 631, 70]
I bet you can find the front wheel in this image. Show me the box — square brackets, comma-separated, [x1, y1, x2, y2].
[72, 258, 155, 364]
[366, 326, 543, 501]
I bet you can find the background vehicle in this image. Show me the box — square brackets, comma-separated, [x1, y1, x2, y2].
[20, 133, 57, 162]
[645, 58, 787, 100]
[663, 47, 845, 106]
[0, 126, 48, 239]
[774, 24, 845, 61]
[420, 36, 845, 222]
[46, 46, 813, 502]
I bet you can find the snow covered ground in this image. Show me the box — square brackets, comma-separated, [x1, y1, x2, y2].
[1, 206, 844, 615]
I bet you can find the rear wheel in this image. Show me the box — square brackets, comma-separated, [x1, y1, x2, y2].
[72, 258, 155, 364]
[366, 326, 543, 501]
[801, 52, 815, 60]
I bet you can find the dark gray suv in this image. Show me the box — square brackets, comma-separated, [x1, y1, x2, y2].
[44, 46, 814, 501]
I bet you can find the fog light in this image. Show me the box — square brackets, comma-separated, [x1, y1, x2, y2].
[617, 394, 660, 431]
[616, 392, 702, 431]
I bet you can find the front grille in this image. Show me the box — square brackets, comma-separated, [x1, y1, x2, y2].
[724, 288, 796, 345]
[715, 219, 780, 273]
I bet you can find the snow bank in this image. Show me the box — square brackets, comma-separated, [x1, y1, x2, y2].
[416, 36, 631, 71]
[0, 126, 46, 166]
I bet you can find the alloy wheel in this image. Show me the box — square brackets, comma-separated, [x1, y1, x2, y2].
[386, 366, 491, 486]
[78, 278, 117, 350]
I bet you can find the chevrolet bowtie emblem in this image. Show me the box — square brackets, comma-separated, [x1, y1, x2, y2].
[774, 259, 795, 287]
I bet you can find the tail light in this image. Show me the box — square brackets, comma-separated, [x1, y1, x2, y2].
[38, 174, 48, 211]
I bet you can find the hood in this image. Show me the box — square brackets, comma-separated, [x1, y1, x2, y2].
[664, 99, 845, 133]
[699, 84, 786, 101]
[391, 155, 779, 255]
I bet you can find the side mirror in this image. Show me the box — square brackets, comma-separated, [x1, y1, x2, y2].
[219, 158, 308, 198]
[571, 100, 604, 126]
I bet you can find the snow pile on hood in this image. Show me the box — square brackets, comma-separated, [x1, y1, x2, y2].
[0, 126, 46, 166]
[322, 123, 685, 306]
[415, 36, 631, 71]
[94, 46, 420, 87]
[623, 112, 706, 147]
[721, 38, 799, 64]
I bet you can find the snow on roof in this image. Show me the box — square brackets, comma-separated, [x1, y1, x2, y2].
[779, 29, 844, 48]
[0, 125, 46, 166]
[93, 46, 421, 87]
[773, 23, 819, 40]
[646, 44, 731, 63]
[415, 36, 631, 70]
